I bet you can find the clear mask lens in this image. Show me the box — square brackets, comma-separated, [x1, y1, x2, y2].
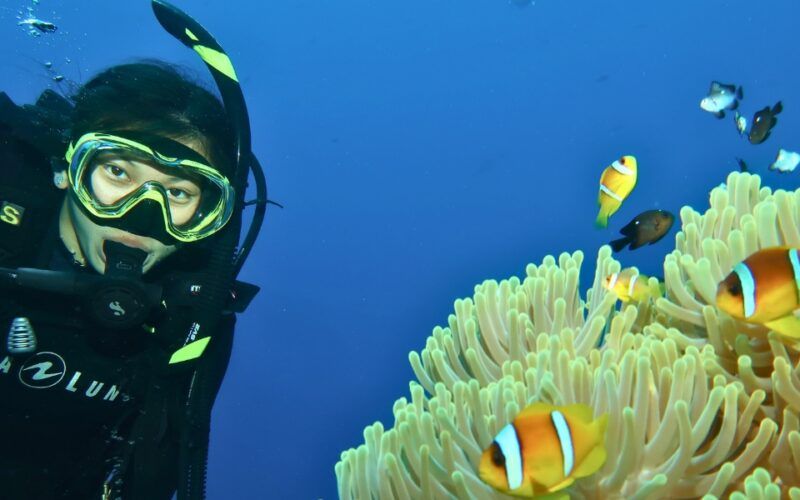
[66, 133, 234, 242]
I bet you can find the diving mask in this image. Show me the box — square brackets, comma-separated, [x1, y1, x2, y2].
[64, 132, 235, 244]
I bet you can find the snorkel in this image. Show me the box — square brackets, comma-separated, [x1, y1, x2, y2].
[148, 0, 264, 353]
[148, 3, 267, 498]
[153, 0, 269, 272]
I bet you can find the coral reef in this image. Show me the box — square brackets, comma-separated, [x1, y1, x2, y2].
[336, 172, 800, 499]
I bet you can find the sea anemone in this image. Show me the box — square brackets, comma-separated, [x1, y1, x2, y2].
[335, 172, 800, 499]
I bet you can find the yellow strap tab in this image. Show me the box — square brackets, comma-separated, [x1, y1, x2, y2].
[184, 28, 238, 82]
[169, 336, 211, 364]
[193, 45, 238, 82]
[184, 28, 200, 42]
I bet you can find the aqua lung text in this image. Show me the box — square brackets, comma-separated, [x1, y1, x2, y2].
[0, 351, 127, 402]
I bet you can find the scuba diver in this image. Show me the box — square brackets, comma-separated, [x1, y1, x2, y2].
[0, 1, 269, 498]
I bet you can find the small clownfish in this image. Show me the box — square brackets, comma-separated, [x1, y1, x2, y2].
[603, 268, 662, 303]
[596, 155, 637, 229]
[716, 247, 800, 342]
[478, 402, 608, 499]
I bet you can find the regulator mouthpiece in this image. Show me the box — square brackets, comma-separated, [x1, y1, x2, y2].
[103, 240, 147, 278]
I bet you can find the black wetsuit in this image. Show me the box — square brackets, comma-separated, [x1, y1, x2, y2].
[0, 92, 236, 499]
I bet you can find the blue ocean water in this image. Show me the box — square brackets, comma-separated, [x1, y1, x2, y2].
[1, 0, 799, 498]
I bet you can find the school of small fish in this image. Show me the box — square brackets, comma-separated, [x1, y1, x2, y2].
[700, 80, 798, 174]
[702, 91, 800, 347]
[502, 77, 800, 497]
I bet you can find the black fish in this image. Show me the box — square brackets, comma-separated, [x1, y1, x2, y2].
[736, 157, 748, 172]
[748, 101, 783, 145]
[610, 209, 675, 252]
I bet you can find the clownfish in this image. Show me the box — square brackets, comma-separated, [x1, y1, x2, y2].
[604, 268, 662, 303]
[478, 402, 608, 498]
[596, 156, 637, 229]
[716, 247, 800, 341]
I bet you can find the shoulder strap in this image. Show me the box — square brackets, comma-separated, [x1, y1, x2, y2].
[176, 313, 236, 499]
[117, 313, 236, 499]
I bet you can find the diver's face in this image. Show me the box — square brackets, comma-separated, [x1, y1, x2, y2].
[57, 152, 205, 275]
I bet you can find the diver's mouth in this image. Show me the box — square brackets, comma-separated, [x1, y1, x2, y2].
[100, 237, 153, 271]
[109, 234, 150, 251]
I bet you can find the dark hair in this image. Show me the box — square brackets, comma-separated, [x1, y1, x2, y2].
[70, 60, 234, 176]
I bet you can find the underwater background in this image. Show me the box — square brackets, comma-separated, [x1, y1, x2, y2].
[2, 0, 800, 498]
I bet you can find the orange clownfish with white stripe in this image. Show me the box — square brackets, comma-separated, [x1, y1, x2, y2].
[604, 267, 663, 303]
[716, 247, 800, 342]
[478, 402, 608, 499]
[596, 155, 637, 229]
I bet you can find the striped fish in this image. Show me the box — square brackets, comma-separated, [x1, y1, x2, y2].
[604, 268, 661, 303]
[596, 156, 637, 229]
[478, 402, 608, 498]
[716, 247, 800, 340]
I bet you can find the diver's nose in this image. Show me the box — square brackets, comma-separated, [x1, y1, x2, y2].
[120, 199, 165, 236]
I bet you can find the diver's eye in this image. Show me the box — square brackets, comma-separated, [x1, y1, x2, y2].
[491, 443, 505, 467]
[167, 188, 194, 203]
[728, 281, 742, 296]
[168, 188, 188, 199]
[104, 164, 128, 180]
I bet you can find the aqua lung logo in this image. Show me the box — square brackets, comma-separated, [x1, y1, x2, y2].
[0, 351, 125, 402]
[18, 351, 66, 389]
